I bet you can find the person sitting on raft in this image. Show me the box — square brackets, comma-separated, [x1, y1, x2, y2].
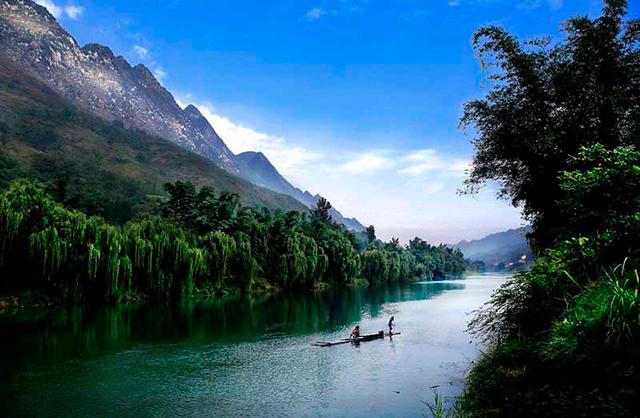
[350, 325, 360, 339]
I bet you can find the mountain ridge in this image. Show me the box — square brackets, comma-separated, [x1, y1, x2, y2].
[0, 0, 364, 230]
[235, 150, 365, 230]
[0, 57, 308, 221]
[455, 226, 533, 269]
[0, 1, 241, 173]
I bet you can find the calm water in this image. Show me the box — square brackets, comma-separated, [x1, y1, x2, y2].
[0, 274, 507, 417]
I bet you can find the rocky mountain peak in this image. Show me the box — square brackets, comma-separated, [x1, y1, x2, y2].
[10, 0, 55, 22]
[184, 104, 204, 119]
[82, 43, 115, 60]
[237, 151, 269, 164]
[0, 0, 241, 174]
[0, 0, 365, 231]
[254, 151, 268, 161]
[133, 63, 159, 86]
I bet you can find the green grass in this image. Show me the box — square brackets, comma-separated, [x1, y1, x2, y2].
[457, 262, 640, 417]
[423, 388, 446, 418]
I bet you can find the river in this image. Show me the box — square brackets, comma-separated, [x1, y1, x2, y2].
[0, 274, 507, 417]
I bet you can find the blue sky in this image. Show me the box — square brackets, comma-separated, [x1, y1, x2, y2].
[35, 0, 640, 243]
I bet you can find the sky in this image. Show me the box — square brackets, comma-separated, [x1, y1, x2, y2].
[34, 0, 640, 243]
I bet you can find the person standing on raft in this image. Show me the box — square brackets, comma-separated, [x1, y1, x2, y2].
[388, 316, 395, 335]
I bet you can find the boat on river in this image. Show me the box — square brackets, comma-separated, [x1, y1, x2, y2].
[312, 331, 400, 347]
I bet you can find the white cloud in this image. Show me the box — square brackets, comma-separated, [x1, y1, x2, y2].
[130, 45, 167, 83]
[64, 5, 83, 19]
[305, 2, 364, 21]
[175, 96, 522, 243]
[448, 0, 461, 6]
[449, 160, 471, 174]
[306, 7, 328, 21]
[342, 152, 395, 174]
[35, 1, 83, 19]
[400, 149, 441, 175]
[399, 149, 470, 176]
[133, 45, 149, 59]
[176, 99, 321, 181]
[308, 147, 469, 179]
[152, 67, 167, 82]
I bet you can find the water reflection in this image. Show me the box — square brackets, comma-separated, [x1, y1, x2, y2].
[0, 281, 463, 385]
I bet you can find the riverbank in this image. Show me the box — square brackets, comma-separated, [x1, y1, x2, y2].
[0, 274, 454, 314]
[456, 257, 640, 416]
[458, 338, 640, 416]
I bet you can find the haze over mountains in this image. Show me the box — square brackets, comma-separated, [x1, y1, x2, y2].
[0, 0, 364, 230]
[455, 226, 533, 269]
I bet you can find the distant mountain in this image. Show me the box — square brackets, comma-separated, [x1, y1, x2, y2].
[236, 151, 295, 196]
[235, 151, 365, 231]
[455, 226, 533, 269]
[0, 0, 364, 230]
[298, 193, 366, 231]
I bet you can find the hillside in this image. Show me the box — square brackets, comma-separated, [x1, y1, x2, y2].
[0, 0, 239, 173]
[0, 58, 307, 223]
[0, 0, 364, 230]
[455, 226, 533, 270]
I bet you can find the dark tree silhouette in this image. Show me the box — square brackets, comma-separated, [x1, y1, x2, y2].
[366, 225, 376, 243]
[460, 0, 640, 251]
[311, 197, 333, 225]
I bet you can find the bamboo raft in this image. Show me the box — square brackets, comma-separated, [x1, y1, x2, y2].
[312, 331, 400, 347]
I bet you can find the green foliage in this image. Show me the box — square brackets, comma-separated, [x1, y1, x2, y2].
[409, 238, 466, 279]
[312, 224, 358, 285]
[361, 237, 465, 285]
[310, 197, 333, 225]
[361, 249, 390, 285]
[21, 126, 60, 150]
[460, 0, 640, 251]
[459, 2, 640, 415]
[458, 338, 545, 417]
[366, 225, 376, 243]
[0, 179, 465, 300]
[0, 180, 228, 300]
[465, 259, 487, 273]
[547, 264, 640, 362]
[558, 144, 640, 262]
[423, 388, 446, 418]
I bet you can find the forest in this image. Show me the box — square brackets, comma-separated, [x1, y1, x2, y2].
[457, 0, 640, 415]
[0, 179, 465, 303]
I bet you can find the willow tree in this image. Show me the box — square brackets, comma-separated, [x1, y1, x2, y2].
[201, 231, 236, 287]
[1, 180, 221, 300]
[232, 231, 259, 289]
[362, 249, 389, 285]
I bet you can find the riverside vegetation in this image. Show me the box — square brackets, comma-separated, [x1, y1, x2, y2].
[0, 179, 465, 304]
[0, 52, 464, 304]
[456, 0, 640, 416]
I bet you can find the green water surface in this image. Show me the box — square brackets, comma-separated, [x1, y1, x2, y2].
[0, 274, 507, 417]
